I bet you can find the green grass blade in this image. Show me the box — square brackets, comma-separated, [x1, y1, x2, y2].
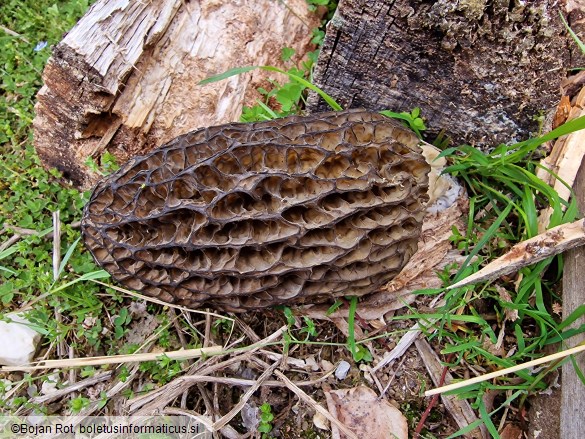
[0, 266, 16, 275]
[55, 236, 81, 282]
[0, 245, 19, 261]
[436, 146, 459, 159]
[199, 65, 343, 111]
[442, 340, 481, 354]
[558, 304, 585, 331]
[453, 202, 513, 282]
[546, 325, 585, 344]
[446, 419, 484, 438]
[571, 354, 585, 385]
[521, 186, 538, 238]
[254, 100, 279, 119]
[198, 66, 259, 85]
[504, 115, 585, 162]
[50, 270, 110, 294]
[514, 324, 526, 352]
[478, 398, 500, 438]
[260, 66, 342, 111]
[347, 296, 358, 361]
[560, 12, 585, 55]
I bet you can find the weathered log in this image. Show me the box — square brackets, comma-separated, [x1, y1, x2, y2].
[307, 0, 585, 146]
[532, 72, 585, 439]
[560, 147, 585, 439]
[33, 0, 319, 189]
[538, 77, 585, 230]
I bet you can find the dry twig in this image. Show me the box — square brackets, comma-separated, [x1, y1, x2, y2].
[426, 343, 585, 396]
[211, 360, 281, 431]
[448, 218, 585, 290]
[1, 345, 223, 371]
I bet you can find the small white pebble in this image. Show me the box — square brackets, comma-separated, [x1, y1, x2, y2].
[0, 313, 41, 366]
[41, 373, 60, 395]
[335, 360, 351, 380]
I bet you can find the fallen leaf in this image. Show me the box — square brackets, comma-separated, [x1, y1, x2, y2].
[327, 386, 408, 439]
[553, 95, 571, 129]
[313, 411, 329, 431]
[500, 423, 523, 439]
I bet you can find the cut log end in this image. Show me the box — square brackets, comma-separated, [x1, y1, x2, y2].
[308, 0, 585, 147]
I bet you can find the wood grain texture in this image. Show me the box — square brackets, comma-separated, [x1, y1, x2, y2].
[33, 0, 319, 188]
[448, 219, 585, 290]
[307, 0, 585, 146]
[560, 158, 585, 439]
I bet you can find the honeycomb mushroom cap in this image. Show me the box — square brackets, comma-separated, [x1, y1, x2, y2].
[82, 109, 430, 311]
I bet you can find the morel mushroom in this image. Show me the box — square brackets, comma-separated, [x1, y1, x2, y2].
[82, 109, 430, 311]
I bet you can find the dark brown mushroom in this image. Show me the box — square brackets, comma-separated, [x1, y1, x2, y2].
[81, 109, 430, 311]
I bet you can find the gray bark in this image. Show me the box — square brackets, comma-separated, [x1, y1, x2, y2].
[308, 0, 585, 146]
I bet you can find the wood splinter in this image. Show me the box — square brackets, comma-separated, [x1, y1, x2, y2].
[448, 218, 585, 290]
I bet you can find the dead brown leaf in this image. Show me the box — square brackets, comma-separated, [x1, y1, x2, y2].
[553, 95, 571, 129]
[500, 423, 523, 439]
[326, 386, 408, 439]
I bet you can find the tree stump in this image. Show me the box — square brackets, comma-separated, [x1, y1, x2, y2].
[307, 0, 585, 146]
[33, 0, 319, 189]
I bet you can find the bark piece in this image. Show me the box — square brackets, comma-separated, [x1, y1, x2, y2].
[308, 0, 584, 146]
[538, 85, 585, 230]
[33, 0, 318, 188]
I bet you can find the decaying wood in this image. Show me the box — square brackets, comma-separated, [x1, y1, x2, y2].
[538, 80, 585, 230]
[308, 0, 585, 146]
[447, 218, 585, 290]
[415, 339, 488, 439]
[33, 0, 319, 189]
[487, 70, 585, 438]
